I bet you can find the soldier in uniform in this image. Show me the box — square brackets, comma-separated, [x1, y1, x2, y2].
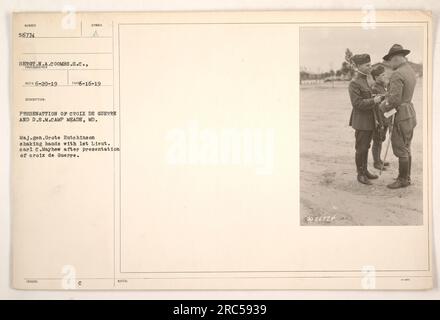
[348, 54, 385, 185]
[379, 44, 417, 189]
[370, 65, 390, 170]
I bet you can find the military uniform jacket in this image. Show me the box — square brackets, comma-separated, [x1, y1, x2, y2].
[371, 82, 386, 95]
[348, 73, 376, 130]
[371, 82, 389, 126]
[385, 62, 417, 125]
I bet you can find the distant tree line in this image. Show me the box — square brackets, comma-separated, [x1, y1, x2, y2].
[300, 48, 422, 83]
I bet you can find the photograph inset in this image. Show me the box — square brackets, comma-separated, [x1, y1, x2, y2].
[299, 26, 424, 226]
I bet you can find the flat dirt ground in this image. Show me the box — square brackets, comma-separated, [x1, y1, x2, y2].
[300, 81, 424, 226]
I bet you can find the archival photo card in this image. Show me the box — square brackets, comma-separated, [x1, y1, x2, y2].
[11, 11, 433, 290]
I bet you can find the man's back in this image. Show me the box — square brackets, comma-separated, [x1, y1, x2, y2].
[388, 62, 417, 123]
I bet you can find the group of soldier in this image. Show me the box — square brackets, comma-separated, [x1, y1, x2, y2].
[348, 44, 417, 189]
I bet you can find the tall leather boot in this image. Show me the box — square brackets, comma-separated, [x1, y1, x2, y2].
[372, 141, 386, 170]
[387, 157, 410, 189]
[408, 155, 412, 184]
[356, 152, 371, 185]
[364, 151, 378, 180]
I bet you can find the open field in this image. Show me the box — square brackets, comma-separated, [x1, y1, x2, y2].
[300, 82, 424, 226]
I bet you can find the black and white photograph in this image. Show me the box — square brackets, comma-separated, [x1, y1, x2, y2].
[2, 6, 436, 296]
[300, 26, 426, 226]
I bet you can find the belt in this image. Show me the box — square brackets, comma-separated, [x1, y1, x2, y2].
[395, 102, 416, 122]
[398, 101, 413, 108]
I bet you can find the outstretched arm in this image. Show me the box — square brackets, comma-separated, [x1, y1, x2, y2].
[385, 72, 404, 111]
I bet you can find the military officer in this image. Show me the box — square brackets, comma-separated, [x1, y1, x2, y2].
[348, 54, 384, 185]
[379, 44, 417, 189]
[370, 64, 390, 170]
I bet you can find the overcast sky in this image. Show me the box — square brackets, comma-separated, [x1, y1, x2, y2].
[300, 26, 424, 73]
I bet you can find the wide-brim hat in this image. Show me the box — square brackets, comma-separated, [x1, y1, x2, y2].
[383, 44, 410, 61]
